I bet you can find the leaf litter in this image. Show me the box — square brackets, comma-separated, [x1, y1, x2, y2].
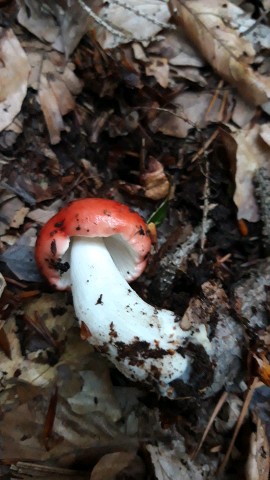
[1, 0, 270, 478]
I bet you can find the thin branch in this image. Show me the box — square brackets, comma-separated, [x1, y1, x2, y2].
[77, 0, 130, 41]
[217, 377, 261, 477]
[240, 8, 270, 37]
[192, 391, 229, 460]
[199, 156, 211, 263]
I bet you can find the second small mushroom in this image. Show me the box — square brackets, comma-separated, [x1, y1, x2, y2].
[35, 198, 212, 398]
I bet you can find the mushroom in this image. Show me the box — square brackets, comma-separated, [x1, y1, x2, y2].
[35, 198, 212, 398]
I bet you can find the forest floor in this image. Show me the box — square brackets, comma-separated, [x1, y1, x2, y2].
[1, 0, 270, 479]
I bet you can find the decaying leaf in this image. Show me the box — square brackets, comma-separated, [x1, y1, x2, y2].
[26, 47, 82, 144]
[232, 96, 256, 128]
[140, 158, 170, 200]
[0, 28, 30, 132]
[148, 92, 223, 138]
[18, 0, 89, 56]
[172, 0, 270, 106]
[90, 452, 145, 480]
[0, 193, 29, 235]
[95, 0, 172, 49]
[0, 228, 42, 282]
[221, 123, 270, 222]
[145, 57, 169, 88]
[0, 273, 6, 299]
[147, 439, 210, 480]
[246, 414, 270, 480]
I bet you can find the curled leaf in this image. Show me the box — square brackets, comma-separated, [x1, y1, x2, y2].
[172, 0, 270, 106]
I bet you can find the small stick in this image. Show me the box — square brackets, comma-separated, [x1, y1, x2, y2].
[77, 0, 130, 41]
[217, 377, 260, 477]
[199, 156, 210, 263]
[192, 391, 229, 460]
[191, 129, 219, 163]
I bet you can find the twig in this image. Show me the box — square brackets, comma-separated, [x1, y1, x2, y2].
[136, 106, 198, 130]
[192, 391, 229, 460]
[77, 0, 130, 41]
[240, 8, 270, 37]
[191, 129, 219, 163]
[204, 80, 224, 120]
[217, 377, 260, 477]
[199, 156, 211, 263]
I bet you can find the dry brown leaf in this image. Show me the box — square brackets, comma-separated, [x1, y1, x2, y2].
[0, 194, 29, 235]
[171, 66, 207, 87]
[140, 158, 170, 200]
[172, 0, 270, 106]
[95, 0, 171, 49]
[18, 0, 89, 56]
[232, 96, 256, 128]
[90, 452, 145, 480]
[0, 28, 30, 131]
[27, 208, 59, 225]
[222, 124, 270, 221]
[38, 74, 65, 145]
[260, 124, 270, 147]
[148, 92, 222, 138]
[27, 49, 82, 144]
[145, 57, 169, 88]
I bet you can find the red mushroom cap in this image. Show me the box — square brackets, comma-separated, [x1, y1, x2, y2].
[35, 198, 152, 289]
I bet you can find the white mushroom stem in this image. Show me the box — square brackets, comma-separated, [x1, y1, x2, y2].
[70, 237, 211, 398]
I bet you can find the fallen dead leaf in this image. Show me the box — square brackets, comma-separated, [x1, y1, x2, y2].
[232, 96, 256, 128]
[147, 439, 211, 480]
[0, 193, 29, 235]
[260, 124, 270, 147]
[95, 0, 172, 49]
[221, 124, 270, 221]
[26, 48, 82, 144]
[172, 0, 270, 106]
[0, 28, 30, 131]
[140, 158, 170, 200]
[0, 273, 6, 299]
[18, 0, 89, 56]
[38, 74, 65, 145]
[90, 451, 145, 480]
[27, 207, 59, 225]
[246, 414, 270, 480]
[145, 57, 169, 88]
[148, 92, 223, 138]
[0, 228, 41, 282]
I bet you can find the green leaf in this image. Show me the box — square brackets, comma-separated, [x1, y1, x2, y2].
[147, 198, 169, 226]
